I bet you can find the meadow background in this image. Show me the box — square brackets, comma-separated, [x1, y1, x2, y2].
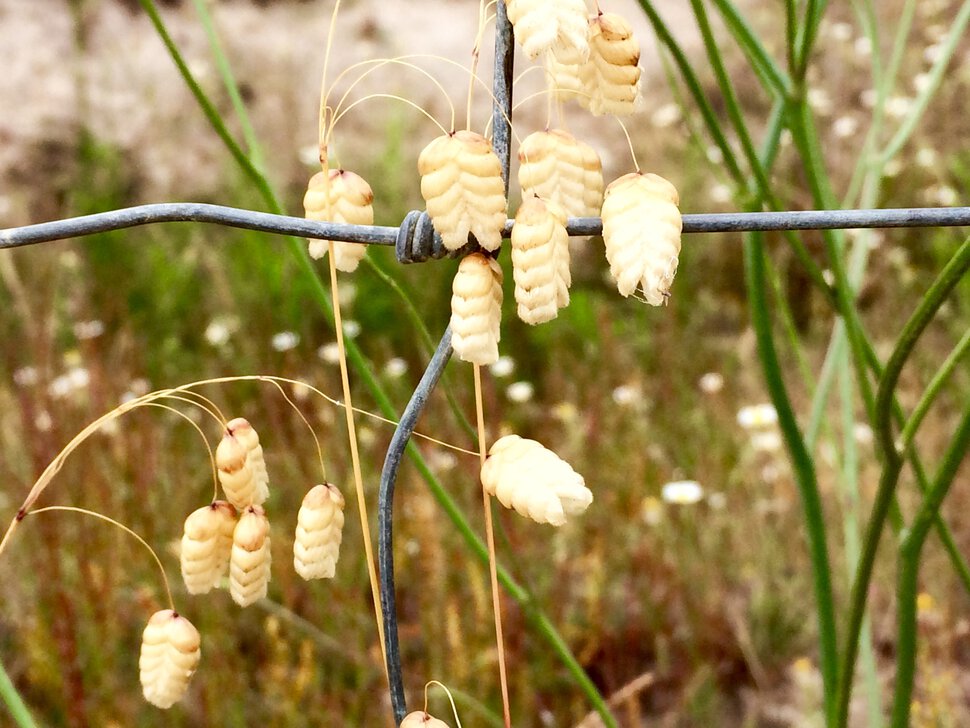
[0, 0, 968, 725]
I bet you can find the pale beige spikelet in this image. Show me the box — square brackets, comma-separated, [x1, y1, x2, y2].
[601, 172, 682, 305]
[293, 483, 346, 580]
[180, 501, 237, 595]
[215, 419, 269, 509]
[229, 505, 272, 607]
[579, 13, 641, 116]
[481, 434, 592, 526]
[400, 712, 452, 728]
[450, 253, 503, 365]
[418, 131, 508, 252]
[139, 609, 201, 709]
[506, 0, 589, 64]
[226, 418, 269, 504]
[518, 129, 604, 217]
[303, 168, 374, 272]
[511, 196, 571, 324]
[547, 55, 584, 102]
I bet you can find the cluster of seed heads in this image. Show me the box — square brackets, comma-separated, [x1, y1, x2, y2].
[156, 417, 345, 708]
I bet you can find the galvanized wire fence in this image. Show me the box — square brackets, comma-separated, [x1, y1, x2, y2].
[2, 4, 969, 726]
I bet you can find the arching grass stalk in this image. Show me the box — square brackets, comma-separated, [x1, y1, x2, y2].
[835, 237, 970, 728]
[0, 658, 38, 728]
[743, 232, 838, 718]
[138, 2, 615, 722]
[889, 405, 970, 727]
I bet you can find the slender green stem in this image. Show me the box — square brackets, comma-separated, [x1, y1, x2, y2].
[890, 405, 970, 727]
[709, 0, 792, 97]
[835, 238, 970, 728]
[141, 3, 615, 720]
[899, 327, 970, 452]
[0, 659, 37, 728]
[879, 0, 970, 162]
[784, 0, 797, 78]
[795, 0, 829, 81]
[190, 0, 265, 169]
[744, 232, 838, 718]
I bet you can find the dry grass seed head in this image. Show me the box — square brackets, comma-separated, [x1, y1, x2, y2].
[139, 609, 201, 709]
[293, 483, 346, 580]
[481, 434, 592, 526]
[511, 196, 571, 324]
[215, 419, 269, 509]
[180, 501, 237, 595]
[601, 172, 682, 305]
[450, 253, 504, 365]
[546, 55, 584, 102]
[506, 0, 590, 64]
[418, 131, 508, 252]
[229, 504, 272, 607]
[579, 12, 641, 116]
[303, 168, 375, 272]
[400, 711, 452, 728]
[518, 128, 604, 217]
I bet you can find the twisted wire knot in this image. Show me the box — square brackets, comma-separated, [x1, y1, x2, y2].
[395, 210, 480, 264]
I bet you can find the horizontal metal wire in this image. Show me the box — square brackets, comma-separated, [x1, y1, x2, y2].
[2, 203, 969, 251]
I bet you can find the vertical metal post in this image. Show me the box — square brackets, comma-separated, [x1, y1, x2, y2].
[376, 7, 515, 724]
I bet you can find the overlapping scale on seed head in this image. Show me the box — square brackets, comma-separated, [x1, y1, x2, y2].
[303, 168, 374, 272]
[401, 711, 452, 728]
[511, 196, 571, 324]
[418, 131, 508, 252]
[602, 172, 682, 305]
[450, 253, 503, 365]
[229, 505, 272, 607]
[546, 56, 584, 102]
[139, 609, 201, 709]
[518, 129, 603, 217]
[180, 501, 237, 595]
[481, 434, 592, 526]
[579, 12, 641, 116]
[215, 418, 269, 510]
[293, 483, 346, 580]
[506, 0, 590, 64]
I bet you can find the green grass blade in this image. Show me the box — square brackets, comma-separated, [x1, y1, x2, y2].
[0, 659, 37, 728]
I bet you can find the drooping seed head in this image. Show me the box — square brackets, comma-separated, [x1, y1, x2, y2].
[229, 505, 272, 607]
[293, 483, 346, 580]
[215, 420, 269, 509]
[400, 712, 452, 728]
[511, 196, 571, 324]
[601, 172, 682, 304]
[418, 131, 508, 252]
[139, 609, 201, 709]
[481, 434, 592, 526]
[450, 253, 503, 365]
[303, 169, 375, 272]
[579, 13, 641, 116]
[506, 0, 590, 64]
[180, 501, 237, 595]
[518, 128, 603, 217]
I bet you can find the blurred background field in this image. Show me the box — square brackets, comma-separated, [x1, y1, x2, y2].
[0, 0, 968, 725]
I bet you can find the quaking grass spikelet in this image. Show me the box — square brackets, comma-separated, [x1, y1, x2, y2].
[229, 505, 271, 607]
[418, 130, 507, 252]
[450, 253, 503, 365]
[511, 196, 571, 324]
[481, 434, 592, 526]
[293, 483, 346, 580]
[215, 418, 269, 510]
[400, 711, 452, 728]
[506, 0, 589, 64]
[180, 501, 237, 595]
[601, 172, 682, 304]
[518, 128, 603, 217]
[579, 12, 641, 116]
[139, 609, 201, 709]
[303, 168, 375, 272]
